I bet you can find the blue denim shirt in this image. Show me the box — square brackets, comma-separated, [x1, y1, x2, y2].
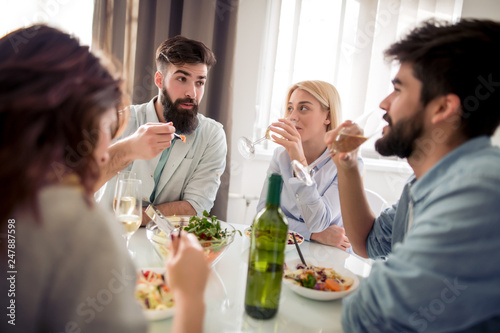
[342, 136, 500, 332]
[257, 147, 363, 240]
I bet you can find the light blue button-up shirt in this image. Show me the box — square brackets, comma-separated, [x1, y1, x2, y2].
[257, 147, 363, 240]
[97, 98, 227, 216]
[342, 136, 500, 332]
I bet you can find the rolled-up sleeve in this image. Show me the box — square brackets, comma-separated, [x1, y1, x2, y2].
[366, 203, 397, 259]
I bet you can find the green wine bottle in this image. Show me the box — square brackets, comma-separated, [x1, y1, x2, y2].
[244, 173, 288, 319]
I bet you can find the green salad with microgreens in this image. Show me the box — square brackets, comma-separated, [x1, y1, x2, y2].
[182, 210, 242, 241]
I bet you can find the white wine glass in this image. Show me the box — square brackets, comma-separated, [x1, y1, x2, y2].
[238, 120, 296, 159]
[115, 179, 142, 251]
[292, 109, 386, 186]
[113, 171, 136, 212]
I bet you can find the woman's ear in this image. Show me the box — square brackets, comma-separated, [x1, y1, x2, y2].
[324, 111, 331, 125]
[154, 71, 163, 89]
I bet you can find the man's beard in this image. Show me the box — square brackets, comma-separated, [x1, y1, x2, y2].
[160, 88, 199, 134]
[375, 109, 424, 159]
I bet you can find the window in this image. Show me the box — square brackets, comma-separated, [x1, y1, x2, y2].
[0, 0, 94, 46]
[254, 0, 463, 159]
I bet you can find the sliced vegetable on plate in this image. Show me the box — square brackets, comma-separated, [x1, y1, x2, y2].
[282, 258, 359, 301]
[135, 269, 175, 320]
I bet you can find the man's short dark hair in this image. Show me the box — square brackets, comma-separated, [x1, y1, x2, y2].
[385, 19, 500, 138]
[155, 35, 216, 72]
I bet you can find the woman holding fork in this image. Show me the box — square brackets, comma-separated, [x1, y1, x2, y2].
[256, 80, 363, 251]
[0, 25, 207, 333]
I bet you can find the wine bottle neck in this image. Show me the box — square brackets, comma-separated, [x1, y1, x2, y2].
[266, 173, 282, 206]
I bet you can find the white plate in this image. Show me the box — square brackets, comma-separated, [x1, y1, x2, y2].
[284, 230, 305, 252]
[136, 267, 175, 321]
[144, 306, 175, 321]
[283, 258, 359, 301]
[244, 227, 304, 252]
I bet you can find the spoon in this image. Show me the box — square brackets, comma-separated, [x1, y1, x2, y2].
[292, 233, 307, 266]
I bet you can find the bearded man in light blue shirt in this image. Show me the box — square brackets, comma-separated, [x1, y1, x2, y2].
[326, 19, 500, 332]
[96, 36, 227, 224]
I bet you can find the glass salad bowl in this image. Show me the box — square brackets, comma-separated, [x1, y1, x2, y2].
[145, 215, 237, 267]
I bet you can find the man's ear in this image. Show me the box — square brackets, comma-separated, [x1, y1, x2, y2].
[154, 71, 163, 89]
[431, 93, 461, 125]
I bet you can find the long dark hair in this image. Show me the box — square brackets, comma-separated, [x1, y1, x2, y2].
[0, 25, 127, 224]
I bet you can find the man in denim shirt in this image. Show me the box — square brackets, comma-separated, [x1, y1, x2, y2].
[326, 19, 500, 332]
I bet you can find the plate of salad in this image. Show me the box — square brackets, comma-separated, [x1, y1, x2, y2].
[283, 258, 359, 301]
[135, 268, 175, 321]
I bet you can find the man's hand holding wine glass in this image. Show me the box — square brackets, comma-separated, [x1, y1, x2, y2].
[324, 120, 364, 170]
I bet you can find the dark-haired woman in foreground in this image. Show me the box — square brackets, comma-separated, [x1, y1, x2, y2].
[0, 25, 208, 333]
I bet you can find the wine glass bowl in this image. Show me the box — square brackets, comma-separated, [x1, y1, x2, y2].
[115, 178, 142, 250]
[291, 160, 316, 186]
[329, 125, 368, 154]
[292, 109, 386, 186]
[113, 171, 137, 212]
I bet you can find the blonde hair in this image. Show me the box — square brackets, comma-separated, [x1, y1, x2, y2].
[284, 80, 341, 132]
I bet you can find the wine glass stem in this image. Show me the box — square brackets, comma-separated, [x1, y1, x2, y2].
[306, 151, 333, 173]
[124, 235, 131, 249]
[252, 136, 267, 145]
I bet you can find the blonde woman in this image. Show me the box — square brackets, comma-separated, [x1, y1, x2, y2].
[256, 80, 363, 250]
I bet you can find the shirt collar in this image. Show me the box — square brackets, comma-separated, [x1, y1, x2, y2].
[147, 97, 161, 123]
[410, 136, 493, 202]
[311, 148, 332, 172]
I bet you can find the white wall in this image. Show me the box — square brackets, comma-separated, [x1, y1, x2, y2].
[461, 0, 500, 20]
[227, 0, 269, 225]
[227, 0, 500, 224]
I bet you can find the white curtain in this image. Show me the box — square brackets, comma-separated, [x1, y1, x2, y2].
[257, 0, 463, 157]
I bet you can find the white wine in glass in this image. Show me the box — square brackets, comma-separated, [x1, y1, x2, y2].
[117, 213, 142, 238]
[330, 133, 368, 153]
[292, 109, 386, 186]
[113, 170, 137, 212]
[116, 196, 137, 218]
[115, 178, 142, 251]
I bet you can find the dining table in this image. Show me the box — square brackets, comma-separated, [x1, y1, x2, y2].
[129, 223, 372, 333]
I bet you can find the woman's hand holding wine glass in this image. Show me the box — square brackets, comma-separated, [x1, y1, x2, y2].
[237, 119, 297, 160]
[267, 118, 306, 165]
